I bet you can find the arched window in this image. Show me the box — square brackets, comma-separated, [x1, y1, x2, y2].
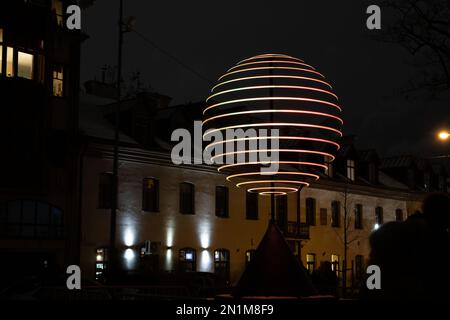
[214, 249, 230, 281]
[179, 247, 196, 272]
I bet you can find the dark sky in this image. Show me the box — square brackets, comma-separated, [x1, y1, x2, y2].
[80, 0, 450, 158]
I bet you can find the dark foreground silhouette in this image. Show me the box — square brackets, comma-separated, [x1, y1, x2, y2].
[364, 193, 450, 299]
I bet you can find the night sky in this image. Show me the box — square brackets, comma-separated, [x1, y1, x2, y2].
[80, 0, 450, 158]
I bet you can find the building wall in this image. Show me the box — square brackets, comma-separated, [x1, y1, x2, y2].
[80, 144, 419, 286]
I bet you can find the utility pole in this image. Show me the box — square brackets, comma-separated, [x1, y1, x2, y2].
[109, 0, 123, 283]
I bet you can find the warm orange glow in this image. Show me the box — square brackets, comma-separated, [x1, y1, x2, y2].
[438, 130, 450, 141]
[236, 180, 310, 188]
[237, 54, 304, 64]
[247, 186, 298, 193]
[210, 149, 336, 163]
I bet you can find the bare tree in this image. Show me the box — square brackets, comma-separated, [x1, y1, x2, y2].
[374, 0, 450, 95]
[333, 186, 361, 296]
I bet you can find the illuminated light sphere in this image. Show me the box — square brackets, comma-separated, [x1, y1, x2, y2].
[203, 54, 343, 195]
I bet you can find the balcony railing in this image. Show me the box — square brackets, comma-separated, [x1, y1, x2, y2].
[284, 221, 310, 240]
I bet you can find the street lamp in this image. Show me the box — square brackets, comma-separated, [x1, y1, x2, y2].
[438, 130, 450, 141]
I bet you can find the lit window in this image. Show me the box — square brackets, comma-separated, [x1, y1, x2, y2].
[179, 248, 196, 272]
[245, 250, 256, 266]
[331, 254, 339, 276]
[53, 66, 64, 97]
[18, 52, 33, 79]
[346, 159, 355, 181]
[6, 47, 14, 77]
[52, 0, 64, 27]
[95, 248, 108, 282]
[214, 249, 230, 281]
[306, 253, 316, 273]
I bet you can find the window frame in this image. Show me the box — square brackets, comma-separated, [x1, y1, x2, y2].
[142, 177, 160, 213]
[215, 186, 229, 218]
[245, 191, 258, 220]
[305, 197, 316, 226]
[354, 204, 363, 229]
[98, 172, 113, 209]
[331, 201, 341, 228]
[179, 182, 195, 215]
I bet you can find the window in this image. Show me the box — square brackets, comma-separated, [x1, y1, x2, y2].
[276, 195, 288, 231]
[354, 204, 363, 229]
[331, 201, 341, 227]
[246, 192, 258, 220]
[395, 209, 403, 222]
[179, 182, 194, 215]
[305, 197, 316, 226]
[215, 186, 229, 218]
[53, 65, 64, 97]
[17, 51, 33, 79]
[306, 253, 316, 273]
[95, 248, 108, 282]
[320, 208, 328, 225]
[331, 254, 339, 276]
[355, 255, 364, 282]
[0, 200, 63, 239]
[52, 0, 64, 26]
[375, 206, 383, 225]
[6, 47, 13, 77]
[179, 248, 196, 272]
[347, 159, 355, 181]
[98, 172, 113, 209]
[214, 249, 230, 281]
[143, 178, 159, 212]
[245, 250, 256, 266]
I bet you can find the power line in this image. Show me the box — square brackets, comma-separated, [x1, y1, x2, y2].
[131, 28, 214, 85]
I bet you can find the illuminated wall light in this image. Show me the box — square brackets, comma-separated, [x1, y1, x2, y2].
[200, 232, 210, 250]
[123, 228, 135, 247]
[203, 54, 342, 194]
[166, 228, 174, 248]
[373, 223, 380, 230]
[124, 248, 135, 261]
[165, 248, 173, 271]
[96, 254, 103, 262]
[199, 250, 212, 272]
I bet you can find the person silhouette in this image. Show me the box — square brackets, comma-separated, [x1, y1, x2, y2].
[364, 193, 450, 300]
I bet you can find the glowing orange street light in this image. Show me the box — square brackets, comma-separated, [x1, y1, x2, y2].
[438, 130, 449, 141]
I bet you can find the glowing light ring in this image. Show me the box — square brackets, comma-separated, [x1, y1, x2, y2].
[210, 149, 336, 163]
[202, 109, 343, 126]
[217, 161, 328, 172]
[247, 187, 299, 194]
[236, 180, 310, 188]
[203, 123, 343, 140]
[226, 171, 320, 181]
[205, 137, 340, 153]
[228, 60, 316, 72]
[212, 75, 333, 91]
[218, 66, 325, 82]
[203, 54, 342, 195]
[237, 54, 304, 64]
[206, 85, 338, 102]
[203, 97, 342, 115]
